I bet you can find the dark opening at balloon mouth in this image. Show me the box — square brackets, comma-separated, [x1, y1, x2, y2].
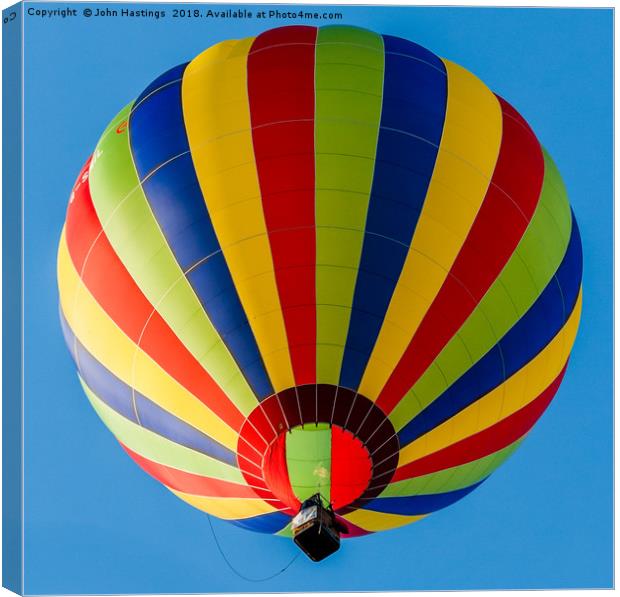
[237, 385, 400, 515]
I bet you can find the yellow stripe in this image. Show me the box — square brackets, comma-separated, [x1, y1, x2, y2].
[399, 290, 582, 467]
[343, 508, 425, 532]
[170, 489, 279, 520]
[359, 59, 503, 400]
[57, 232, 238, 450]
[181, 37, 295, 393]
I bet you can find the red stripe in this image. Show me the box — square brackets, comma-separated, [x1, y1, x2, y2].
[65, 158, 95, 272]
[377, 97, 545, 413]
[237, 441, 263, 477]
[392, 363, 567, 483]
[121, 443, 262, 498]
[64, 158, 245, 432]
[337, 514, 372, 538]
[236, 438, 298, 517]
[247, 26, 318, 386]
[330, 427, 372, 511]
[262, 434, 301, 510]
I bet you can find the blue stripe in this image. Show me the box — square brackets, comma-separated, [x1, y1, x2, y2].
[362, 479, 485, 515]
[398, 214, 583, 447]
[60, 312, 138, 423]
[60, 312, 238, 466]
[339, 36, 448, 391]
[228, 511, 291, 534]
[135, 63, 187, 106]
[128, 67, 274, 400]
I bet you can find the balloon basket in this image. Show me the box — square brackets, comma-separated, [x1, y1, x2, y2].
[291, 494, 341, 562]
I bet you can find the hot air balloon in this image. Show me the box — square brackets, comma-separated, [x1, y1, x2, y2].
[58, 24, 582, 561]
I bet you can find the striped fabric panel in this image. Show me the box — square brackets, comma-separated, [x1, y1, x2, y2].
[81, 379, 244, 484]
[376, 96, 546, 413]
[61, 317, 237, 465]
[397, 290, 581, 472]
[128, 64, 274, 400]
[396, 288, 581, 470]
[392, 364, 567, 484]
[58, 233, 240, 452]
[336, 516, 373, 538]
[314, 26, 384, 385]
[363, 363, 573, 520]
[358, 59, 503, 400]
[342, 509, 425, 533]
[362, 480, 485, 516]
[84, 369, 294, 531]
[338, 35, 448, 391]
[229, 511, 292, 534]
[381, 439, 524, 498]
[122, 443, 266, 499]
[170, 489, 291, 527]
[389, 148, 574, 433]
[182, 37, 296, 394]
[247, 26, 318, 386]
[63, 159, 247, 432]
[396, 218, 582, 447]
[134, 62, 187, 105]
[87, 103, 260, 416]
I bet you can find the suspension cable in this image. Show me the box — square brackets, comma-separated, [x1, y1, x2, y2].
[207, 515, 301, 583]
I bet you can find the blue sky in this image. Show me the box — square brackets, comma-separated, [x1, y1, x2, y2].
[21, 4, 612, 593]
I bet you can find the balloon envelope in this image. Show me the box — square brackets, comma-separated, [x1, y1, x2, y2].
[58, 25, 582, 538]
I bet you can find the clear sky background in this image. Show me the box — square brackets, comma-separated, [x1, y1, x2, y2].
[21, 4, 612, 593]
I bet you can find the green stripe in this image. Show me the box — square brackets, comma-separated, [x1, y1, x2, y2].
[79, 375, 244, 484]
[379, 439, 523, 497]
[88, 104, 257, 416]
[315, 26, 385, 384]
[390, 149, 572, 430]
[276, 523, 293, 538]
[285, 424, 332, 503]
